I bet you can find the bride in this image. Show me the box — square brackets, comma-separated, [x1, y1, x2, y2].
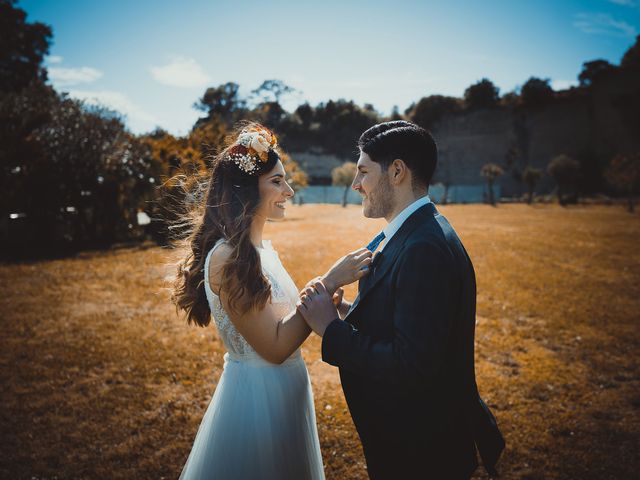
[171, 123, 372, 479]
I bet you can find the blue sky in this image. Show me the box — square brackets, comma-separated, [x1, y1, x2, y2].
[20, 0, 640, 135]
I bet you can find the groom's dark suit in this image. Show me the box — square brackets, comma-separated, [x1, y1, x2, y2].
[322, 202, 504, 479]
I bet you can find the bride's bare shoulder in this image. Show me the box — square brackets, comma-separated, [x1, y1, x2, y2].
[208, 242, 233, 293]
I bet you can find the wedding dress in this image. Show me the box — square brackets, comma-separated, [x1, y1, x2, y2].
[179, 239, 325, 480]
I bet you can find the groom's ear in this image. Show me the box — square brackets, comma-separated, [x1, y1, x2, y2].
[389, 158, 408, 185]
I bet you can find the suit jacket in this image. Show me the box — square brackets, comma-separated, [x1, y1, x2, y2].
[322, 203, 505, 480]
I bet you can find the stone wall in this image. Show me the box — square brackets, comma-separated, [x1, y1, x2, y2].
[289, 69, 640, 201]
[289, 149, 345, 185]
[434, 69, 640, 197]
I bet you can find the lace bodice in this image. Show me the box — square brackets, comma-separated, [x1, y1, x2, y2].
[204, 239, 300, 360]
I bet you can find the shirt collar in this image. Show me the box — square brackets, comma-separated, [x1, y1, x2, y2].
[380, 195, 431, 251]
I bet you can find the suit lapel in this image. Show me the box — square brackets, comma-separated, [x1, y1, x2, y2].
[346, 203, 437, 318]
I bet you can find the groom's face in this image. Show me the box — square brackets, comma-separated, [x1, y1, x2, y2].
[352, 152, 395, 219]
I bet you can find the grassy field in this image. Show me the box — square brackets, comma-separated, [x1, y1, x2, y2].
[1, 204, 638, 480]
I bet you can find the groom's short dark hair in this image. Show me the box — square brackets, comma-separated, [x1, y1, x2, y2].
[358, 121, 437, 188]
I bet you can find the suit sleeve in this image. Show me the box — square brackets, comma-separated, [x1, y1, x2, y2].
[321, 242, 454, 387]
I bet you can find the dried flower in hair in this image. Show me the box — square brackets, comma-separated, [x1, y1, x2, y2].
[225, 127, 278, 174]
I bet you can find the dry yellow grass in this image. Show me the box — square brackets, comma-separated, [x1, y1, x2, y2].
[1, 204, 638, 479]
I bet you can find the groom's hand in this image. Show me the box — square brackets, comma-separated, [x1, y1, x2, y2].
[306, 278, 347, 313]
[296, 281, 339, 337]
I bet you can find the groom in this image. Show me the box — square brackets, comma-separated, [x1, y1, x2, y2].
[297, 121, 504, 479]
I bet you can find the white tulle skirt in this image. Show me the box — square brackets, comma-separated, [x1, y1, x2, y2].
[179, 352, 325, 480]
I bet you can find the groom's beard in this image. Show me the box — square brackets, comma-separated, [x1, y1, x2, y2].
[364, 174, 395, 219]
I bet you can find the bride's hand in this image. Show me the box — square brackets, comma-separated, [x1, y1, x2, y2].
[303, 276, 323, 290]
[322, 248, 372, 294]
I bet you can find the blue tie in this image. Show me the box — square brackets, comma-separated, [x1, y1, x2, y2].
[366, 231, 386, 253]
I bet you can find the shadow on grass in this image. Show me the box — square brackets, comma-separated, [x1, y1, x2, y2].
[0, 239, 162, 263]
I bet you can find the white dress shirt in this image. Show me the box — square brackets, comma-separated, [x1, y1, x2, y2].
[379, 195, 432, 252]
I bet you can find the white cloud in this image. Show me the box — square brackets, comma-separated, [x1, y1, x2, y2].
[66, 89, 159, 134]
[573, 12, 637, 37]
[49, 66, 103, 86]
[607, 0, 637, 7]
[46, 55, 63, 64]
[551, 79, 578, 91]
[150, 57, 211, 88]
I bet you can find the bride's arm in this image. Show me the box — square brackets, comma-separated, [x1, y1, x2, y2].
[209, 244, 310, 365]
[227, 300, 311, 365]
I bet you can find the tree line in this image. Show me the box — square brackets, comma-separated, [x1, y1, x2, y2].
[2, 0, 639, 256]
[1, 0, 159, 254]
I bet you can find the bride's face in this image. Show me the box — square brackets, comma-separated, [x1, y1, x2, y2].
[256, 160, 294, 221]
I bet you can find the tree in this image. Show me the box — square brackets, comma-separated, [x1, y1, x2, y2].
[547, 154, 580, 205]
[29, 97, 154, 244]
[193, 82, 246, 126]
[250, 79, 296, 104]
[464, 78, 499, 109]
[1, 1, 162, 251]
[522, 166, 543, 204]
[0, 81, 57, 232]
[0, 0, 52, 92]
[605, 153, 640, 213]
[578, 59, 614, 87]
[295, 103, 313, 127]
[332, 162, 357, 207]
[405, 95, 460, 130]
[520, 77, 554, 106]
[280, 151, 308, 193]
[188, 119, 227, 160]
[141, 128, 207, 244]
[480, 163, 504, 206]
[0, 88, 156, 248]
[0, 2, 55, 225]
[253, 101, 286, 129]
[390, 105, 403, 120]
[313, 100, 379, 159]
[504, 145, 524, 192]
[257, 99, 380, 159]
[621, 35, 640, 70]
[500, 90, 520, 107]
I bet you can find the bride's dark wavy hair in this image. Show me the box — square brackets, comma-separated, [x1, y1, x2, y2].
[170, 122, 280, 327]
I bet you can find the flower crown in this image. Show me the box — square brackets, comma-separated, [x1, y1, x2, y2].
[225, 127, 278, 175]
